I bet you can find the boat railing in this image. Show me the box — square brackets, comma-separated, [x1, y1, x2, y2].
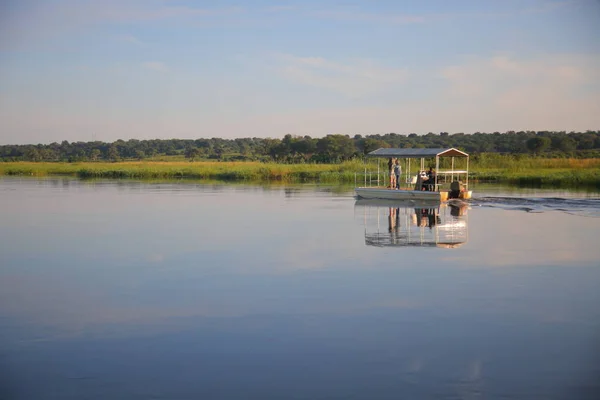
[354, 170, 411, 188]
[354, 171, 386, 188]
[355, 169, 469, 191]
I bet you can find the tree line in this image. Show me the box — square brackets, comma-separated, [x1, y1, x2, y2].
[2, 130, 599, 163]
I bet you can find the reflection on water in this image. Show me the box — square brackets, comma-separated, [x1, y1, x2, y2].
[1, 178, 600, 400]
[356, 199, 469, 248]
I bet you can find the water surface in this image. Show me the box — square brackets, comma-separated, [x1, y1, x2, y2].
[1, 178, 599, 399]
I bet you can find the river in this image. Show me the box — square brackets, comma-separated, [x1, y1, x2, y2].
[1, 177, 599, 399]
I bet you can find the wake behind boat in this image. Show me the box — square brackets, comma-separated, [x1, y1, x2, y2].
[355, 147, 473, 202]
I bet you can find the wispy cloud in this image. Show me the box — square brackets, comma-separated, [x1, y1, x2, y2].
[311, 9, 425, 24]
[308, 1, 574, 25]
[99, 4, 244, 22]
[0, 1, 245, 50]
[265, 5, 297, 12]
[440, 54, 598, 95]
[115, 34, 144, 45]
[435, 54, 600, 131]
[522, 0, 574, 14]
[276, 54, 409, 97]
[142, 61, 168, 72]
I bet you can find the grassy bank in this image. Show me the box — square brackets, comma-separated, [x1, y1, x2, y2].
[1, 158, 599, 188]
[0, 161, 365, 183]
[470, 157, 600, 188]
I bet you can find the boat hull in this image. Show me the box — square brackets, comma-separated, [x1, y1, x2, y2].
[355, 187, 443, 202]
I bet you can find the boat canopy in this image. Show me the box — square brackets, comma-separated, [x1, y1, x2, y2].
[367, 147, 468, 158]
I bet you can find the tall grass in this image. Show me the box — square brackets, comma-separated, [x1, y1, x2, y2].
[0, 161, 369, 183]
[468, 155, 600, 188]
[471, 153, 600, 170]
[1, 157, 599, 188]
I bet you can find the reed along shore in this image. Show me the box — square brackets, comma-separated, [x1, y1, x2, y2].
[1, 158, 599, 188]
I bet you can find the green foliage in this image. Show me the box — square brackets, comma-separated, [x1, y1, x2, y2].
[184, 147, 201, 161]
[315, 134, 357, 162]
[526, 137, 551, 154]
[1, 130, 600, 163]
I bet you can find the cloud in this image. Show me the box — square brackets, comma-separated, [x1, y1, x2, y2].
[0, 1, 244, 50]
[2, 50, 599, 143]
[311, 9, 424, 24]
[97, 3, 244, 22]
[50, 1, 244, 24]
[115, 34, 144, 45]
[308, 1, 575, 25]
[276, 54, 409, 97]
[265, 5, 297, 12]
[522, 0, 574, 14]
[142, 61, 168, 72]
[439, 54, 600, 108]
[229, 52, 600, 136]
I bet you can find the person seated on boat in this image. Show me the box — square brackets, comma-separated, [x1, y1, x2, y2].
[420, 170, 430, 191]
[394, 160, 402, 189]
[449, 178, 461, 199]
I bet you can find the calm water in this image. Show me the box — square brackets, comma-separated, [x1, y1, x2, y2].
[1, 178, 600, 400]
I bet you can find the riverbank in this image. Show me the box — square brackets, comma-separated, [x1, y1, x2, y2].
[1, 160, 599, 188]
[470, 157, 600, 188]
[0, 161, 361, 183]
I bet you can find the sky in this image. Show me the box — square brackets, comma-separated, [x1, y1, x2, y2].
[0, 0, 599, 144]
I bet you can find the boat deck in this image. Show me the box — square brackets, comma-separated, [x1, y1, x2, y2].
[355, 187, 471, 202]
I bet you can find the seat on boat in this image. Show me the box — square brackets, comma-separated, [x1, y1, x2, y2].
[449, 180, 461, 199]
[414, 174, 423, 191]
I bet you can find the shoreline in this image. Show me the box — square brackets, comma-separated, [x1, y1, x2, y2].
[1, 161, 599, 189]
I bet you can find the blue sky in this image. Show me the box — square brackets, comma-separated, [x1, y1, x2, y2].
[1, 0, 599, 144]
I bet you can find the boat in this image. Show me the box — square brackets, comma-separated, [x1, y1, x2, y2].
[354, 148, 472, 202]
[355, 198, 469, 248]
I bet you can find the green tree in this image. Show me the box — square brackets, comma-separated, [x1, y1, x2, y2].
[185, 147, 201, 161]
[526, 137, 551, 154]
[557, 136, 576, 153]
[90, 149, 101, 161]
[316, 134, 357, 162]
[291, 136, 317, 160]
[25, 148, 42, 161]
[108, 145, 120, 162]
[362, 138, 389, 154]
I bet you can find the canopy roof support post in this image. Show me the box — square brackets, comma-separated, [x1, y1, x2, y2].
[404, 158, 408, 188]
[435, 155, 439, 190]
[466, 156, 469, 190]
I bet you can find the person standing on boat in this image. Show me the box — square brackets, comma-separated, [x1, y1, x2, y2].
[394, 159, 402, 189]
[426, 167, 436, 191]
[388, 158, 396, 189]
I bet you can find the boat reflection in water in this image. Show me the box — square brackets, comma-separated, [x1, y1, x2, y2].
[355, 199, 469, 248]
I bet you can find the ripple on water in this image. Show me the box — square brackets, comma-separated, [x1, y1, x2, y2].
[471, 196, 600, 217]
